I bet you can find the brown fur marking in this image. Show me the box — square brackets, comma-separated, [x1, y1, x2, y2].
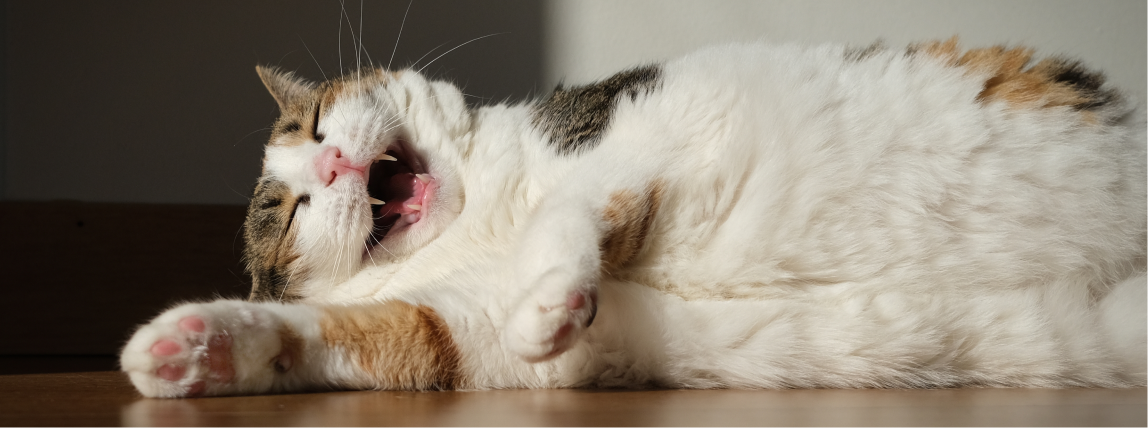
[600, 181, 664, 271]
[320, 302, 462, 390]
[244, 178, 307, 302]
[258, 66, 397, 147]
[910, 37, 1118, 113]
[844, 41, 885, 62]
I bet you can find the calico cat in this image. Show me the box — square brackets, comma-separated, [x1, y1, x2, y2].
[121, 39, 1147, 398]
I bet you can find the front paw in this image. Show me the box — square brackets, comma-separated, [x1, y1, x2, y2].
[120, 301, 295, 398]
[503, 277, 599, 362]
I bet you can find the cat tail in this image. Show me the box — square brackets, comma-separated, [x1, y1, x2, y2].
[1098, 273, 1147, 384]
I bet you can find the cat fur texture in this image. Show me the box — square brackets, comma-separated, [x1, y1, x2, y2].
[121, 40, 1147, 397]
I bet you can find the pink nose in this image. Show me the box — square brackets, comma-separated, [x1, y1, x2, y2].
[315, 146, 364, 186]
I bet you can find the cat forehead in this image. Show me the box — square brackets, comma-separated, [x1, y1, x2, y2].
[268, 69, 404, 147]
[318, 70, 399, 105]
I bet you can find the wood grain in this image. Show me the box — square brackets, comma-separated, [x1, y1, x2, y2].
[0, 372, 1143, 426]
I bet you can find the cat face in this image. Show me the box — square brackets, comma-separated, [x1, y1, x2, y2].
[244, 67, 470, 301]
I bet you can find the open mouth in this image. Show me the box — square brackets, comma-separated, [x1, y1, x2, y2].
[365, 141, 434, 248]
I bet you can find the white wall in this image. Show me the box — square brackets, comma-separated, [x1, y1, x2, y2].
[543, 0, 1147, 102]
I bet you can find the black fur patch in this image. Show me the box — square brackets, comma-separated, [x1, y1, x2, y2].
[533, 65, 662, 155]
[844, 41, 885, 62]
[1045, 58, 1120, 111]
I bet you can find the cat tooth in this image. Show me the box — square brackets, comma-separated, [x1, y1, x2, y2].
[406, 204, 422, 211]
[368, 197, 386, 205]
[376, 153, 398, 162]
[415, 173, 431, 183]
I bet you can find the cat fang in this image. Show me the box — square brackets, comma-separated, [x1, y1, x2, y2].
[363, 143, 437, 257]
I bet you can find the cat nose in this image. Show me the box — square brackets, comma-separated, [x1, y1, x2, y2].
[315, 146, 365, 186]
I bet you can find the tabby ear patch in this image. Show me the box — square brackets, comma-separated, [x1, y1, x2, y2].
[910, 38, 1119, 114]
[256, 65, 316, 111]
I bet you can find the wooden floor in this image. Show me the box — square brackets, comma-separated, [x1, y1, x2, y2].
[0, 371, 1143, 426]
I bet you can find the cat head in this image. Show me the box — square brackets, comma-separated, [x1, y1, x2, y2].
[243, 66, 471, 301]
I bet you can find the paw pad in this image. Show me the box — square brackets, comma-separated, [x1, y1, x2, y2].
[150, 340, 181, 357]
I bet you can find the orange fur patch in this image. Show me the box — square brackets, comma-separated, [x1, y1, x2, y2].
[600, 181, 664, 271]
[320, 302, 462, 390]
[910, 37, 1117, 112]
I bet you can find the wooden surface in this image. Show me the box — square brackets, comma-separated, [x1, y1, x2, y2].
[0, 371, 1143, 426]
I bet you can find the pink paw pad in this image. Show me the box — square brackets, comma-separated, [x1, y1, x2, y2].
[566, 293, 586, 310]
[206, 334, 235, 382]
[150, 339, 181, 357]
[178, 316, 206, 333]
[186, 380, 206, 397]
[157, 364, 186, 381]
[566, 291, 598, 327]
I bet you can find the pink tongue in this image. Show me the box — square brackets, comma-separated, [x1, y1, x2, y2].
[382, 173, 426, 215]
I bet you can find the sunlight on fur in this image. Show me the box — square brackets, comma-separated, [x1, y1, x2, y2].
[120, 38, 1146, 398]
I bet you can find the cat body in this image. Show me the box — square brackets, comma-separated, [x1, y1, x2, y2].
[121, 40, 1147, 397]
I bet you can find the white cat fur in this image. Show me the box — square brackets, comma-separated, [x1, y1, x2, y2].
[121, 41, 1147, 397]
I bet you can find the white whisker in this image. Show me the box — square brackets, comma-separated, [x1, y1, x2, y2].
[417, 33, 507, 75]
[337, 0, 345, 73]
[298, 37, 328, 81]
[338, 0, 362, 73]
[281, 260, 303, 303]
[388, 0, 414, 70]
[411, 42, 447, 70]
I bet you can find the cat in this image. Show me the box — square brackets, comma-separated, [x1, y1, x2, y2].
[120, 39, 1147, 398]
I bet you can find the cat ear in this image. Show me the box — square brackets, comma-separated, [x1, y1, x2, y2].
[256, 65, 315, 110]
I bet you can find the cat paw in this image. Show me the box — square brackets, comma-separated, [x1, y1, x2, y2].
[503, 282, 599, 363]
[120, 301, 294, 398]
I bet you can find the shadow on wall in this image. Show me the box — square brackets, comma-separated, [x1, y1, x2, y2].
[3, 0, 544, 205]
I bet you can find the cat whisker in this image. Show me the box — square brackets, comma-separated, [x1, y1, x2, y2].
[363, 242, 377, 268]
[361, 2, 374, 68]
[416, 33, 506, 75]
[298, 37, 328, 81]
[410, 42, 448, 71]
[233, 127, 274, 148]
[281, 260, 303, 303]
[388, 0, 414, 71]
[337, 0, 344, 73]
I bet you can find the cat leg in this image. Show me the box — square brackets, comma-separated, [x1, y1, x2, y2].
[121, 299, 461, 397]
[504, 180, 664, 362]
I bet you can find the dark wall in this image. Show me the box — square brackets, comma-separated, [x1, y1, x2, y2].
[3, 0, 543, 204]
[0, 0, 543, 373]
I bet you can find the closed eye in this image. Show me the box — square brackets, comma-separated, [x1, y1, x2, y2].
[285, 195, 310, 232]
[312, 100, 325, 143]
